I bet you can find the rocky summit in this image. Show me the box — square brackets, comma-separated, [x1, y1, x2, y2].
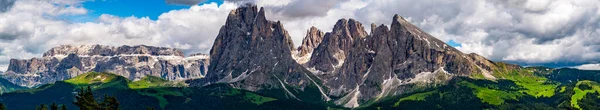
[307, 15, 499, 107]
[2, 45, 209, 87]
[305, 19, 368, 73]
[293, 26, 325, 64]
[188, 5, 501, 108]
[188, 4, 330, 101]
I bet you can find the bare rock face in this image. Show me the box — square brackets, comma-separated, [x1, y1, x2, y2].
[293, 27, 325, 65]
[295, 27, 325, 58]
[186, 5, 498, 107]
[306, 19, 368, 73]
[43, 45, 185, 57]
[307, 15, 498, 108]
[1, 45, 209, 87]
[190, 4, 329, 101]
[4, 58, 63, 87]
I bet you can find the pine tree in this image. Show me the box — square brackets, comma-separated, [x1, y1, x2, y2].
[73, 86, 120, 110]
[51, 102, 59, 110]
[0, 103, 6, 110]
[146, 106, 155, 110]
[100, 94, 120, 110]
[579, 93, 600, 110]
[60, 104, 67, 110]
[73, 86, 99, 110]
[36, 104, 48, 110]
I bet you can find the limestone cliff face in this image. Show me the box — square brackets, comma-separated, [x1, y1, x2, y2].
[294, 27, 325, 60]
[306, 19, 368, 73]
[2, 45, 209, 87]
[42, 45, 185, 57]
[300, 15, 498, 107]
[185, 5, 499, 108]
[189, 5, 330, 101]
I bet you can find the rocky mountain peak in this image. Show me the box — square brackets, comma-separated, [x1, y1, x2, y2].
[194, 5, 324, 101]
[348, 19, 368, 39]
[226, 4, 259, 26]
[306, 18, 368, 73]
[295, 15, 500, 107]
[295, 26, 325, 60]
[393, 14, 404, 21]
[332, 19, 349, 31]
[329, 18, 367, 42]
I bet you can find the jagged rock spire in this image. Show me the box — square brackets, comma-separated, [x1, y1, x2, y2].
[306, 18, 368, 73]
[303, 14, 499, 107]
[195, 4, 327, 101]
[296, 26, 325, 57]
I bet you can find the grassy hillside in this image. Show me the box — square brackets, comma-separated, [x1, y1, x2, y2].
[128, 75, 186, 89]
[363, 67, 600, 110]
[0, 77, 27, 94]
[1, 67, 600, 109]
[571, 80, 600, 109]
[0, 72, 333, 110]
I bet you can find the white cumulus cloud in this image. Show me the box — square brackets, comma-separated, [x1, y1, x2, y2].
[0, 0, 237, 71]
[574, 64, 600, 70]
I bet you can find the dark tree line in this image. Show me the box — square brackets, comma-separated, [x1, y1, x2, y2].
[9, 86, 121, 110]
[73, 86, 120, 110]
[579, 92, 600, 110]
[34, 102, 67, 110]
[0, 103, 5, 110]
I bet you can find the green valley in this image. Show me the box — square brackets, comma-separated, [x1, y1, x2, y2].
[0, 72, 331, 110]
[2, 66, 600, 110]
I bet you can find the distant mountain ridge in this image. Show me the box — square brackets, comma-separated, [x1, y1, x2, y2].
[2, 45, 209, 87]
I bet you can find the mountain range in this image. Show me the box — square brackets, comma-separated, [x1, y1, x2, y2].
[1, 4, 600, 110]
[189, 4, 500, 108]
[2, 45, 209, 88]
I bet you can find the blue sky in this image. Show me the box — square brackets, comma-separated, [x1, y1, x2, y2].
[80, 0, 224, 20]
[446, 40, 461, 47]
